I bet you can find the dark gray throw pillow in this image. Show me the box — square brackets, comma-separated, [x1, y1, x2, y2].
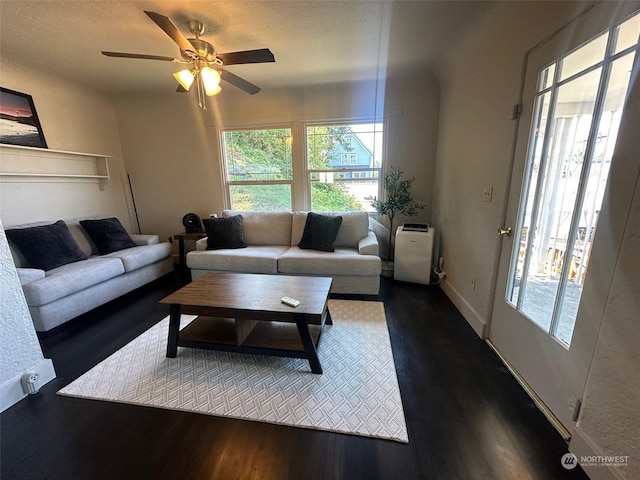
[298, 212, 343, 252]
[80, 217, 137, 254]
[203, 215, 247, 250]
[6, 220, 88, 271]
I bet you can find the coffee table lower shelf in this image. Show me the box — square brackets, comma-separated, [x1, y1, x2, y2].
[171, 315, 328, 373]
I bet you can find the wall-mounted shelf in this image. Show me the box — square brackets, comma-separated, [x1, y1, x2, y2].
[0, 144, 111, 189]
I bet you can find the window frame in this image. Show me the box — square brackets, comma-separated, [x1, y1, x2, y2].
[219, 123, 294, 210]
[304, 120, 384, 212]
[219, 118, 385, 212]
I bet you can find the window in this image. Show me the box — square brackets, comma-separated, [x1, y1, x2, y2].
[507, 10, 639, 346]
[344, 136, 353, 149]
[339, 153, 358, 165]
[307, 123, 383, 212]
[221, 121, 384, 212]
[222, 128, 293, 211]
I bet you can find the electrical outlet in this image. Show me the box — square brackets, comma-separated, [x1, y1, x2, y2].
[21, 372, 40, 395]
[483, 187, 493, 203]
[471, 277, 476, 291]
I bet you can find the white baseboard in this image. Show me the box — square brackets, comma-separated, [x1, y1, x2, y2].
[570, 426, 627, 480]
[439, 279, 487, 338]
[0, 359, 56, 413]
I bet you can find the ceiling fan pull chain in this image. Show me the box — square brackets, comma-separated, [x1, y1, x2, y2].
[196, 73, 207, 110]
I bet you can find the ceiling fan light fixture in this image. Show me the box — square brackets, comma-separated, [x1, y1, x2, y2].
[200, 67, 222, 96]
[102, 11, 273, 102]
[205, 84, 222, 96]
[173, 68, 196, 91]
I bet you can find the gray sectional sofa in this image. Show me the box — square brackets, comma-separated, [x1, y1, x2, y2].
[7, 218, 173, 332]
[186, 210, 382, 295]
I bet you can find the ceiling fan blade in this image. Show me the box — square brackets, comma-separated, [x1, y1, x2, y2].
[102, 51, 177, 61]
[220, 69, 261, 95]
[144, 11, 197, 57]
[217, 48, 275, 65]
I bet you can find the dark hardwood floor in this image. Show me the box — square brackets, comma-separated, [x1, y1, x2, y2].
[1, 273, 589, 480]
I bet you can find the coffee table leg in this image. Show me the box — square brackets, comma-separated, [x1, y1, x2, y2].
[295, 314, 323, 374]
[166, 304, 181, 358]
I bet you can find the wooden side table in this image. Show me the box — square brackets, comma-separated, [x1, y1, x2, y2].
[173, 232, 207, 271]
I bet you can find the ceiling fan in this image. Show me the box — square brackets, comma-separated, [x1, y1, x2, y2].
[102, 11, 275, 109]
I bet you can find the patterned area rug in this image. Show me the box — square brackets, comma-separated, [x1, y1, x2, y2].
[58, 300, 408, 443]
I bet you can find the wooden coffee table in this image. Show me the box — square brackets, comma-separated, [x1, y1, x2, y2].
[159, 272, 333, 374]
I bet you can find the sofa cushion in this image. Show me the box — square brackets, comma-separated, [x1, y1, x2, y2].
[65, 222, 98, 256]
[291, 211, 369, 248]
[6, 220, 88, 271]
[223, 210, 292, 246]
[21, 257, 125, 306]
[80, 217, 137, 254]
[16, 268, 46, 285]
[334, 211, 370, 247]
[104, 242, 173, 272]
[298, 212, 342, 252]
[278, 246, 381, 276]
[358, 231, 381, 256]
[203, 215, 247, 250]
[130, 234, 160, 246]
[187, 246, 289, 274]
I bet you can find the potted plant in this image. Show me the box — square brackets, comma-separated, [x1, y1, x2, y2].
[369, 166, 426, 274]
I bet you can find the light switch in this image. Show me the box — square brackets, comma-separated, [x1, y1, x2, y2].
[483, 187, 493, 203]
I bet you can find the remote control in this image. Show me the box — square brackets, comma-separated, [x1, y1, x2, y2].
[281, 296, 300, 307]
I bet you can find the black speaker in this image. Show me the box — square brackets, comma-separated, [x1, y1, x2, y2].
[182, 213, 202, 233]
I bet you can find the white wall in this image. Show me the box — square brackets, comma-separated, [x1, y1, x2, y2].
[4, 2, 638, 476]
[0, 55, 131, 410]
[432, 1, 594, 331]
[570, 53, 640, 479]
[573, 171, 640, 480]
[114, 70, 438, 246]
[0, 58, 132, 229]
[434, 2, 640, 478]
[0, 220, 55, 412]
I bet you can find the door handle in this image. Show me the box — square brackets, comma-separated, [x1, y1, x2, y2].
[497, 227, 513, 236]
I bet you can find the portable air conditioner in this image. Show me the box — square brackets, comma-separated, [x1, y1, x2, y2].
[394, 226, 434, 284]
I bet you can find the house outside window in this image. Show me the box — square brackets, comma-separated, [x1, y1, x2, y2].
[221, 121, 383, 212]
[307, 122, 383, 212]
[339, 153, 358, 165]
[344, 136, 353, 149]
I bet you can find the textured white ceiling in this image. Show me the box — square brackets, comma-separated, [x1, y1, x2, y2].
[0, 1, 494, 96]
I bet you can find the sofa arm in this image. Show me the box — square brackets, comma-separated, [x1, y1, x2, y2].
[358, 231, 379, 256]
[130, 234, 160, 246]
[195, 237, 208, 251]
[17, 268, 45, 286]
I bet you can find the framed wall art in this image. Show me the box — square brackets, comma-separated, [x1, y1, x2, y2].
[0, 87, 47, 148]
